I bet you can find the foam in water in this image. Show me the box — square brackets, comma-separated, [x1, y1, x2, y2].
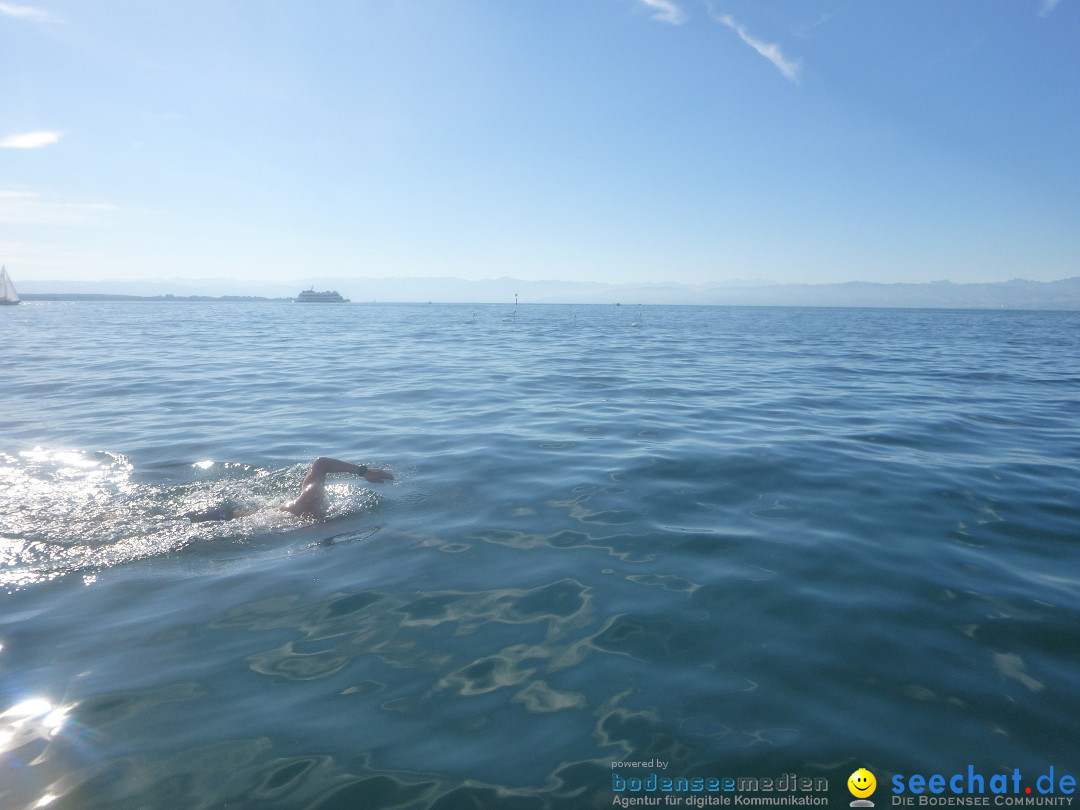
[0, 448, 380, 588]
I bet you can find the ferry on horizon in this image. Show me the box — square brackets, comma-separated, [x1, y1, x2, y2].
[294, 287, 349, 303]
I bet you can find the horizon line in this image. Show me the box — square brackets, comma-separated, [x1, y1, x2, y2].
[11, 275, 1080, 288]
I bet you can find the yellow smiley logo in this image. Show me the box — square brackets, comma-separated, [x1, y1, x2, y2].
[848, 768, 877, 798]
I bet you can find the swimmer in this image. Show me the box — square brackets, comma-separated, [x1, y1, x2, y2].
[186, 457, 393, 523]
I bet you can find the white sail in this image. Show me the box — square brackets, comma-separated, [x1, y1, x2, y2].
[1, 266, 20, 304]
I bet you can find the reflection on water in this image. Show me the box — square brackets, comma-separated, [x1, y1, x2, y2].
[0, 698, 73, 755]
[0, 696, 80, 810]
[5, 513, 1080, 808]
[4, 553, 771, 808]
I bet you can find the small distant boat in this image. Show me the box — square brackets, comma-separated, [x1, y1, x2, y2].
[0, 266, 20, 305]
[294, 287, 349, 303]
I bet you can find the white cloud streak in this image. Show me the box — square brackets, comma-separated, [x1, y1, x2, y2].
[1039, 0, 1061, 16]
[0, 3, 57, 22]
[717, 14, 801, 82]
[636, 0, 686, 25]
[0, 189, 121, 225]
[0, 130, 64, 149]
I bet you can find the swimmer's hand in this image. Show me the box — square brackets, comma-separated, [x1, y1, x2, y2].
[362, 466, 394, 483]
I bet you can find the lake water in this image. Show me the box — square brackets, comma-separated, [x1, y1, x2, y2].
[2, 301, 1079, 810]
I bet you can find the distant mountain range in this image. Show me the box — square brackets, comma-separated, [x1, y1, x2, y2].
[17, 276, 1080, 309]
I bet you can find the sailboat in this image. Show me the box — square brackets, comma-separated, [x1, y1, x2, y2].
[0, 266, 19, 305]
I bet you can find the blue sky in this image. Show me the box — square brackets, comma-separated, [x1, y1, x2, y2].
[1, 0, 1077, 288]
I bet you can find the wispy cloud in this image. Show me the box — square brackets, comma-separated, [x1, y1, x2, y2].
[636, 0, 686, 25]
[0, 130, 64, 149]
[715, 14, 801, 82]
[0, 3, 58, 22]
[794, 8, 842, 38]
[0, 189, 122, 225]
[1039, 0, 1061, 16]
[0, 240, 101, 274]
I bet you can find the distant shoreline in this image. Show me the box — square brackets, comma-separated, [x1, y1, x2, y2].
[20, 293, 293, 302]
[15, 276, 1080, 309]
[12, 293, 1080, 311]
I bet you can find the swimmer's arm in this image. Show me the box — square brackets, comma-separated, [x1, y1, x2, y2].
[360, 466, 393, 483]
[301, 457, 394, 488]
[330, 459, 394, 483]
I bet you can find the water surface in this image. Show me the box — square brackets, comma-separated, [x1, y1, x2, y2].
[2, 302, 1078, 809]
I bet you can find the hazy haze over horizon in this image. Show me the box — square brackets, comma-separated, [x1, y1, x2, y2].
[2, 1, 1078, 288]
